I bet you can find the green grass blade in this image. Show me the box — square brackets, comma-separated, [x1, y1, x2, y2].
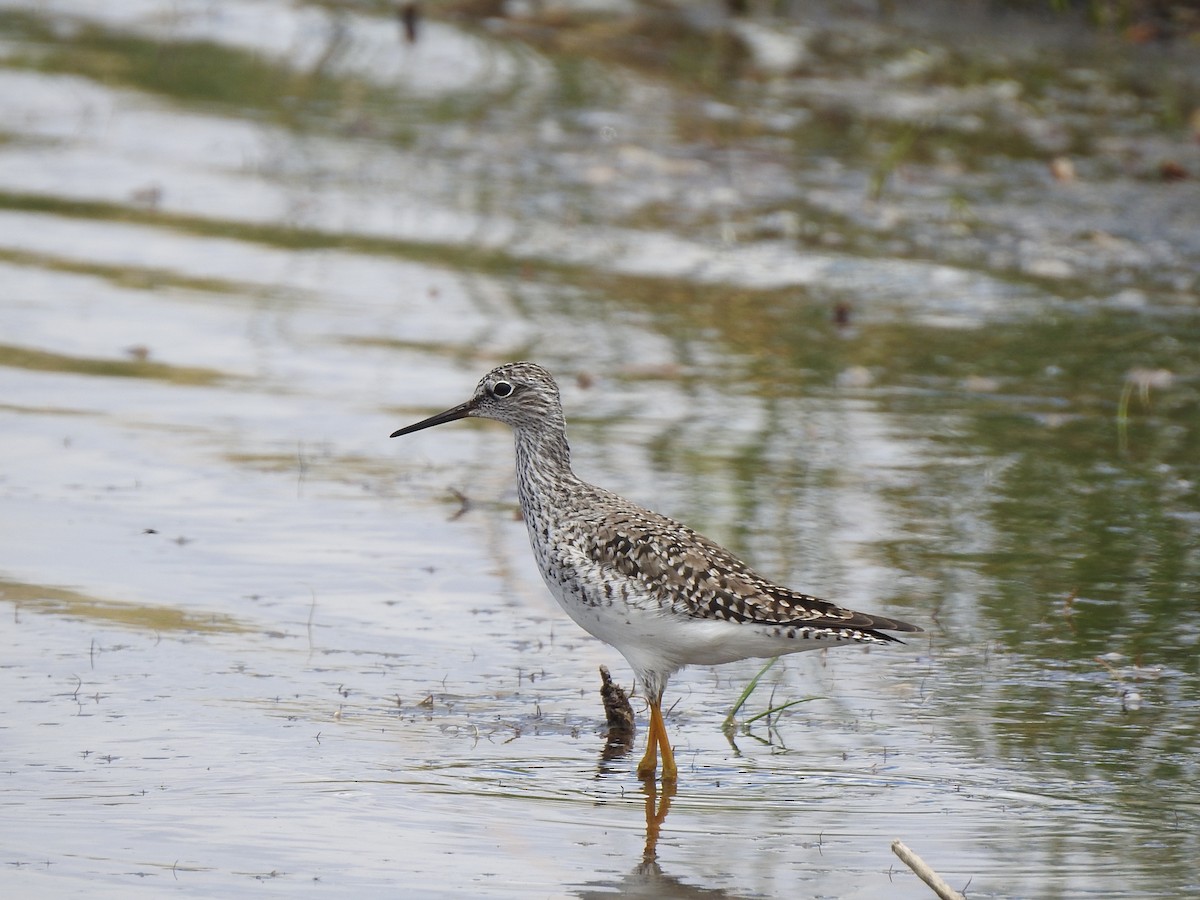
[743, 697, 818, 726]
[722, 656, 779, 731]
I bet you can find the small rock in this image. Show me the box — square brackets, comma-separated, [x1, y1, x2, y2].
[836, 366, 873, 388]
[1024, 257, 1075, 279]
[1050, 156, 1076, 183]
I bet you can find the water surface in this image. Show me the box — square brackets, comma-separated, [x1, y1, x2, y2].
[2, 1, 1198, 897]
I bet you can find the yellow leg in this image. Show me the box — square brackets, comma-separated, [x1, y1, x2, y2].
[653, 701, 678, 783]
[636, 701, 659, 779]
[637, 696, 679, 783]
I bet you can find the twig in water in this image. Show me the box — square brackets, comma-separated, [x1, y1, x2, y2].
[448, 487, 471, 521]
[1061, 587, 1078, 634]
[869, 125, 919, 201]
[891, 840, 965, 900]
[296, 442, 309, 498]
[307, 587, 317, 658]
[599, 665, 635, 736]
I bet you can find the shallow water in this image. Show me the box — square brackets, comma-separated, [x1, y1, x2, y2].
[2, 1, 1199, 897]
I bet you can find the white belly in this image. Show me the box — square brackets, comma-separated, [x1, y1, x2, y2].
[538, 558, 824, 685]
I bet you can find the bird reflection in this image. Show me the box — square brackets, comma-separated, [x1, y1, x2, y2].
[639, 777, 674, 865]
[577, 777, 747, 900]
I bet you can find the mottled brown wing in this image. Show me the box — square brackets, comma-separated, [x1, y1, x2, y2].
[581, 499, 920, 637]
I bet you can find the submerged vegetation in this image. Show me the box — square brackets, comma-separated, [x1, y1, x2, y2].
[0, 342, 228, 384]
[0, 577, 249, 632]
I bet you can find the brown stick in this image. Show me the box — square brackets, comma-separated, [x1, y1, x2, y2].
[891, 840, 965, 900]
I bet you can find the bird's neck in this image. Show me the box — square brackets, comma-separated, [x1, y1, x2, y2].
[512, 421, 575, 508]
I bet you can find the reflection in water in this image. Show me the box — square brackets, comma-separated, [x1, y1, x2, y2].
[639, 779, 674, 867]
[578, 779, 750, 900]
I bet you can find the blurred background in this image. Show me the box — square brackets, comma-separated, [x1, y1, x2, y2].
[1, 1, 1198, 897]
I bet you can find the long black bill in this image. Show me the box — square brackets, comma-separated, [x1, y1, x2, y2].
[390, 399, 476, 438]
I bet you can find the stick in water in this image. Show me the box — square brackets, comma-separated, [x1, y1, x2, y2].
[891, 840, 965, 900]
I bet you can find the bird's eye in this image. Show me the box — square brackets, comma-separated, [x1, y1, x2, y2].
[492, 380, 514, 398]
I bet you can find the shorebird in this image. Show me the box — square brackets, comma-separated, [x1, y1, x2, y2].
[391, 362, 920, 782]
